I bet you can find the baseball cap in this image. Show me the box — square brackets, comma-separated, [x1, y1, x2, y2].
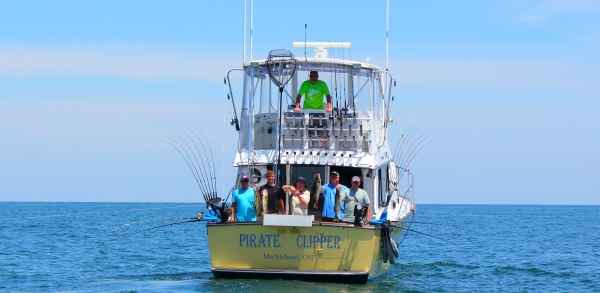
[240, 175, 250, 182]
[351, 176, 361, 182]
[330, 171, 340, 177]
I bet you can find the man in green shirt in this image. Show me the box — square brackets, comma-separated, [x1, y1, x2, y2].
[294, 71, 333, 112]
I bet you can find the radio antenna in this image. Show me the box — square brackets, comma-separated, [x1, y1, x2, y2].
[242, 0, 246, 64]
[304, 24, 308, 62]
[385, 0, 390, 73]
[250, 0, 254, 60]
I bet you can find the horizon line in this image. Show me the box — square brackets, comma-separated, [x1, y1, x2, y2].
[1, 200, 599, 206]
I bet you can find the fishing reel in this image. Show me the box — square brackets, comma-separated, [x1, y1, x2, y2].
[206, 196, 230, 223]
[353, 206, 369, 227]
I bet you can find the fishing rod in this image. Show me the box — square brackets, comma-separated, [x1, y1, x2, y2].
[396, 134, 420, 168]
[402, 139, 427, 171]
[398, 135, 426, 173]
[133, 217, 207, 235]
[177, 136, 217, 202]
[401, 135, 428, 168]
[179, 134, 216, 200]
[165, 138, 210, 198]
[225, 69, 243, 131]
[167, 134, 230, 223]
[392, 134, 409, 162]
[187, 132, 220, 200]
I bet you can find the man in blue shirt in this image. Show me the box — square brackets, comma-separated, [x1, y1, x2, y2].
[231, 175, 257, 222]
[321, 171, 342, 222]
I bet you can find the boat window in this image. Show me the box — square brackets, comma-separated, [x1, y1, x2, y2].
[377, 164, 389, 207]
[290, 165, 326, 188]
[265, 165, 287, 187]
[386, 164, 391, 194]
[330, 166, 363, 188]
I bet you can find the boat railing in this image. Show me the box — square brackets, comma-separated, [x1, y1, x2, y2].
[253, 110, 372, 153]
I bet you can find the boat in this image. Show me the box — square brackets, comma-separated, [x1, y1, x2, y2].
[168, 1, 419, 284]
[199, 35, 418, 282]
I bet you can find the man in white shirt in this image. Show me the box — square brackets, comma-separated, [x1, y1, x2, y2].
[341, 176, 370, 224]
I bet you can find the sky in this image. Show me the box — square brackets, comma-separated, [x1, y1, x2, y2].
[1, 0, 599, 204]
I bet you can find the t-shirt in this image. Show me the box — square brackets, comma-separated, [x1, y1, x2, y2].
[298, 80, 330, 109]
[260, 184, 284, 213]
[232, 187, 256, 222]
[291, 190, 310, 216]
[336, 185, 350, 219]
[321, 183, 338, 218]
[341, 188, 370, 221]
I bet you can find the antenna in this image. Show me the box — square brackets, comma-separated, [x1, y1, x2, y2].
[250, 0, 254, 60]
[241, 0, 254, 64]
[242, 0, 246, 64]
[385, 0, 390, 74]
[304, 24, 308, 62]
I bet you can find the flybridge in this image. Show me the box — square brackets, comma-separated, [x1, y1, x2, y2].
[230, 44, 395, 168]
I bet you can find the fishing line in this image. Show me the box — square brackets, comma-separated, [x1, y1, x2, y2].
[130, 218, 206, 235]
[392, 224, 454, 245]
[7, 204, 195, 222]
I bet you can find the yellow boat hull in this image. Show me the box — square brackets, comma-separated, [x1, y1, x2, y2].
[207, 222, 401, 283]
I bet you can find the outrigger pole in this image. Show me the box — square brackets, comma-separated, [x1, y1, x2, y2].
[385, 0, 390, 74]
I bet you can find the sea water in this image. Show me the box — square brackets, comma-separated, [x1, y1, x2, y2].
[0, 203, 598, 292]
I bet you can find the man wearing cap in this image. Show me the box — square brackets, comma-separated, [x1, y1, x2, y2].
[231, 175, 257, 222]
[282, 177, 310, 216]
[341, 176, 371, 224]
[320, 171, 342, 221]
[259, 170, 285, 214]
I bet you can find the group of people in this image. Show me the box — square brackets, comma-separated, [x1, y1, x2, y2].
[230, 170, 371, 225]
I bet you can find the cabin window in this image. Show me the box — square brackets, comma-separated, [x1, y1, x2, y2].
[330, 166, 363, 188]
[377, 164, 390, 207]
[378, 168, 384, 207]
[386, 164, 391, 193]
[290, 165, 326, 188]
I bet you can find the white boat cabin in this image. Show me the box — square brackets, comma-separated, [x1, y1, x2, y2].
[226, 43, 414, 221]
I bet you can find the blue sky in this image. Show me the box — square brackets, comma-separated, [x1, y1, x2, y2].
[1, 0, 598, 204]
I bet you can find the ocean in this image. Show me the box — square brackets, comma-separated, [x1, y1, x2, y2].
[1, 203, 598, 292]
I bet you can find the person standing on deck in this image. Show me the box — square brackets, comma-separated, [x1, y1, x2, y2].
[230, 175, 256, 222]
[320, 171, 342, 221]
[294, 71, 333, 112]
[259, 170, 285, 214]
[341, 176, 371, 224]
[282, 177, 310, 216]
